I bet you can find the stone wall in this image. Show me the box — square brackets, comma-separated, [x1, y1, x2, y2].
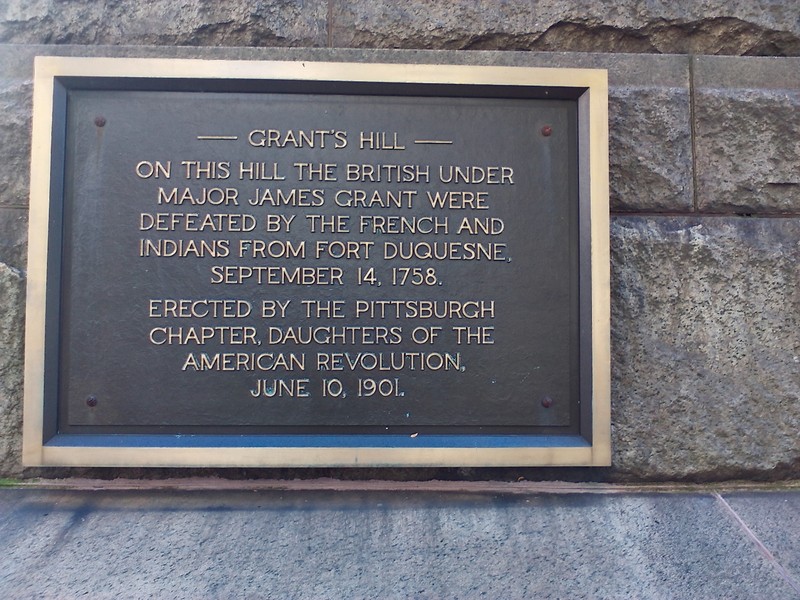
[0, 2, 798, 481]
[3, 1, 800, 55]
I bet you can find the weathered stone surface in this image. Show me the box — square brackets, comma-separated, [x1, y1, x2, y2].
[694, 56, 800, 214]
[2, 1, 800, 56]
[611, 216, 800, 480]
[609, 86, 692, 212]
[0, 209, 26, 476]
[331, 1, 800, 56]
[0, 79, 31, 207]
[2, 489, 799, 598]
[0, 208, 27, 269]
[0, 0, 328, 47]
[0, 261, 25, 477]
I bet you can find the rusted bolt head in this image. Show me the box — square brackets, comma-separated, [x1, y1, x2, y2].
[541, 395, 553, 408]
[541, 125, 552, 137]
[94, 116, 106, 127]
[86, 395, 98, 407]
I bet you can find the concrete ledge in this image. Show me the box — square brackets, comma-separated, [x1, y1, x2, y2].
[8, 477, 800, 493]
[2, 486, 800, 598]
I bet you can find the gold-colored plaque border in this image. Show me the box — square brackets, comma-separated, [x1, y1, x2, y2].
[24, 56, 610, 468]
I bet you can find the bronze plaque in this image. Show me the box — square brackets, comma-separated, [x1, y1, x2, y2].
[24, 57, 610, 467]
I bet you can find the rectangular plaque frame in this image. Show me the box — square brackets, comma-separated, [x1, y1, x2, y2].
[24, 56, 610, 467]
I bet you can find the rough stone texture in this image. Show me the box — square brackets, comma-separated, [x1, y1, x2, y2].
[2, 1, 800, 56]
[331, 1, 800, 56]
[0, 208, 26, 270]
[611, 216, 800, 480]
[0, 207, 26, 477]
[0, 261, 25, 477]
[609, 86, 693, 212]
[0, 80, 31, 208]
[0, 0, 329, 47]
[694, 56, 800, 214]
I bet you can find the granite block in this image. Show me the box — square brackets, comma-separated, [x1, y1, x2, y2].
[694, 56, 800, 214]
[0, 0, 329, 47]
[611, 216, 800, 479]
[331, 1, 800, 55]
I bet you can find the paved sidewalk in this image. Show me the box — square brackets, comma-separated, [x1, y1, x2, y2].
[1, 480, 799, 599]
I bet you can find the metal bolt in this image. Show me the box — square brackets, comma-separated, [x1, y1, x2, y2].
[541, 125, 552, 137]
[541, 395, 553, 408]
[94, 116, 106, 127]
[86, 395, 98, 407]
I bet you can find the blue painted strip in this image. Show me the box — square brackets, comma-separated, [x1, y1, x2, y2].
[46, 434, 590, 449]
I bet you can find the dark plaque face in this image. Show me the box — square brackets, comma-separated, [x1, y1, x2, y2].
[58, 89, 578, 435]
[25, 58, 609, 466]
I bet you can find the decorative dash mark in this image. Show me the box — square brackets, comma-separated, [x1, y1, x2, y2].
[196, 135, 238, 141]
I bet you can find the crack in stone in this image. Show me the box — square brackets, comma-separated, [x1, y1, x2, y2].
[715, 493, 800, 595]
